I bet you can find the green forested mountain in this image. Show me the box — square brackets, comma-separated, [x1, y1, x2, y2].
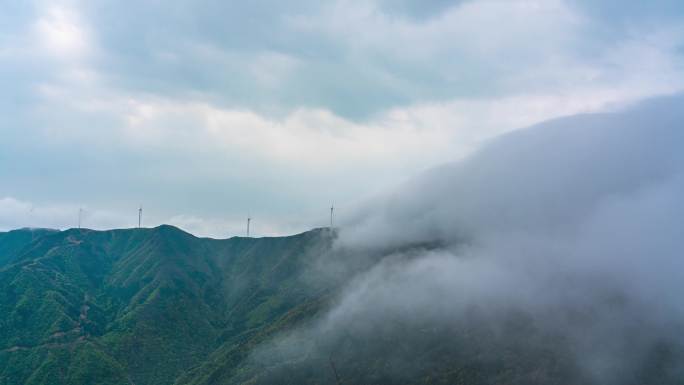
[0, 226, 334, 385]
[0, 228, 58, 267]
[1, 226, 681, 385]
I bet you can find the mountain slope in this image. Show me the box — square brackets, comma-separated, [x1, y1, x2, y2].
[0, 226, 335, 385]
[0, 228, 58, 267]
[2, 224, 681, 385]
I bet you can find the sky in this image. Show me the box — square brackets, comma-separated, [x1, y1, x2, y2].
[1, 0, 684, 237]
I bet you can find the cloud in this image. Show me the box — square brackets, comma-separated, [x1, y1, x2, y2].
[2, 76, 680, 236]
[33, 0, 683, 118]
[249, 94, 684, 383]
[33, 5, 91, 61]
[2, 0, 684, 236]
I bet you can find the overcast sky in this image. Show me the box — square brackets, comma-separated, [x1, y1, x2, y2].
[1, 0, 683, 237]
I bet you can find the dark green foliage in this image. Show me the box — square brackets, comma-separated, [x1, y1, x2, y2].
[0, 228, 58, 267]
[0, 226, 334, 385]
[2, 226, 682, 385]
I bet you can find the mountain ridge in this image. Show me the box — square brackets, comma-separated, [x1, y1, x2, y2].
[0, 225, 336, 385]
[2, 223, 680, 385]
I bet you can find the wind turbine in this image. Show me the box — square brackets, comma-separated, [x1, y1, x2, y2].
[138, 205, 143, 228]
[78, 208, 83, 229]
[246, 212, 251, 237]
[330, 203, 334, 228]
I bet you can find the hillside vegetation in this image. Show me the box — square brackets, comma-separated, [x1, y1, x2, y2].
[0, 226, 333, 385]
[1, 226, 681, 385]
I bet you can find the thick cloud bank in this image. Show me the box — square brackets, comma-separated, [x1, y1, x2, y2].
[251, 94, 684, 384]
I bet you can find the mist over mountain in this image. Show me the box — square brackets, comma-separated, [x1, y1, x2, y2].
[1, 94, 683, 385]
[227, 93, 684, 384]
[3, 0, 684, 383]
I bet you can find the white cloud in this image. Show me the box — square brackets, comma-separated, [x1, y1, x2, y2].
[33, 77, 680, 172]
[2, 0, 684, 235]
[33, 4, 91, 61]
[251, 93, 684, 383]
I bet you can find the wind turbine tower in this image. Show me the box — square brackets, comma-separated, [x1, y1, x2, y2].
[330, 204, 334, 228]
[247, 214, 251, 237]
[78, 208, 83, 229]
[138, 206, 143, 228]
